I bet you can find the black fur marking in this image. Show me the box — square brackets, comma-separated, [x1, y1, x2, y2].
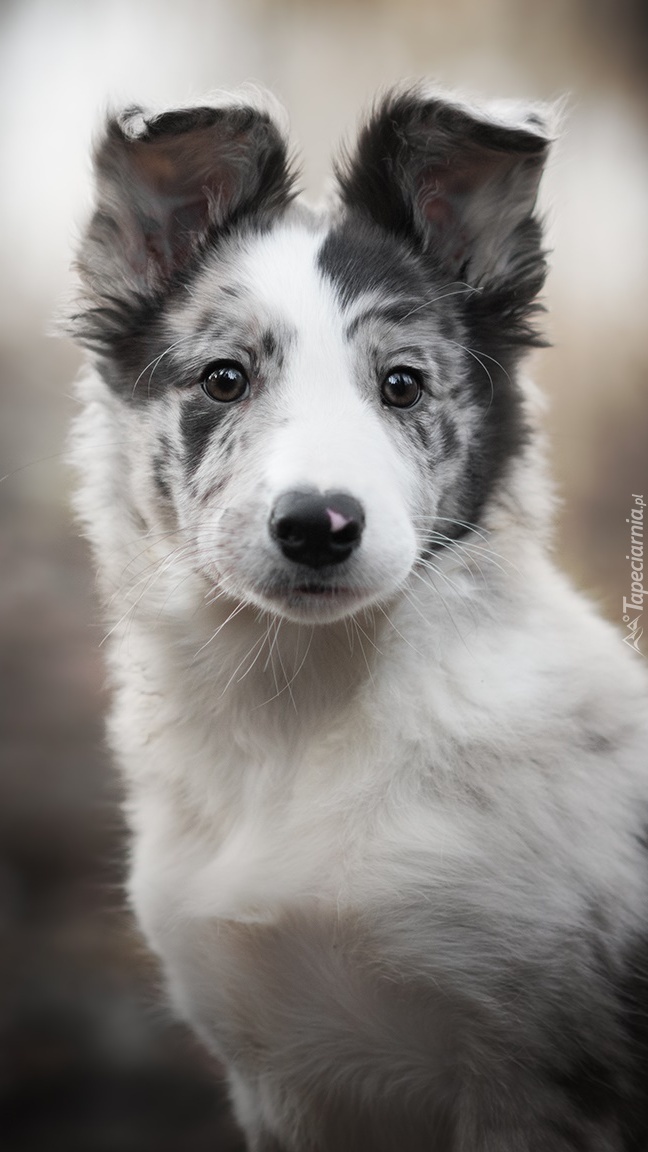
[483, 915, 648, 1145]
[536, 913, 648, 1149]
[260, 327, 287, 374]
[195, 310, 230, 340]
[461, 335, 531, 490]
[152, 449, 173, 501]
[409, 415, 431, 452]
[217, 429, 237, 465]
[106, 323, 180, 406]
[548, 1054, 619, 1125]
[618, 933, 648, 1150]
[436, 412, 459, 459]
[180, 394, 235, 473]
[418, 348, 530, 552]
[430, 262, 538, 547]
[462, 218, 549, 353]
[261, 330, 277, 358]
[318, 217, 429, 310]
[635, 826, 648, 854]
[585, 733, 614, 755]
[345, 300, 428, 339]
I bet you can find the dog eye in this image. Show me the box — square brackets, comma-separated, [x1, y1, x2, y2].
[201, 361, 250, 403]
[380, 368, 422, 409]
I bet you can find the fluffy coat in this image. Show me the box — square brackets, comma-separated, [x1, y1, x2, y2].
[69, 85, 648, 1150]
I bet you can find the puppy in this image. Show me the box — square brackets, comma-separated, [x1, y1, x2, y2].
[68, 86, 648, 1150]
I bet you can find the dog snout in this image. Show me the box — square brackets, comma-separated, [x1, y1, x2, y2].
[270, 490, 365, 569]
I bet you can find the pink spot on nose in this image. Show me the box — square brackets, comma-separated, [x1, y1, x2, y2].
[326, 508, 352, 533]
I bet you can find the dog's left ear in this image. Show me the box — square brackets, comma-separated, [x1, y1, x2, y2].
[336, 87, 554, 290]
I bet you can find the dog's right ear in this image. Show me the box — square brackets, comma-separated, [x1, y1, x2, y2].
[73, 100, 295, 348]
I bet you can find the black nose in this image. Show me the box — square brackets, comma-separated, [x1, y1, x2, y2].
[270, 490, 365, 569]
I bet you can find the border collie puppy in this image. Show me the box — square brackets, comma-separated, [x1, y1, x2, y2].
[69, 86, 648, 1151]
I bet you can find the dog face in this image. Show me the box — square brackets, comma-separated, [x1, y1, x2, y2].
[71, 90, 551, 623]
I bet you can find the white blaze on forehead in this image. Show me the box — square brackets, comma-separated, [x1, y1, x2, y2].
[238, 223, 364, 417]
[238, 224, 331, 330]
[235, 224, 415, 508]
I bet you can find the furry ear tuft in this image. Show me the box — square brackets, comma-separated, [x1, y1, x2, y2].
[71, 99, 297, 350]
[335, 87, 554, 295]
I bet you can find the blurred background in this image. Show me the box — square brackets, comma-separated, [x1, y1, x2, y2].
[0, 1, 646, 1148]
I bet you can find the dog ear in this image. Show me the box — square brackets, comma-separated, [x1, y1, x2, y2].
[73, 100, 295, 346]
[335, 87, 553, 291]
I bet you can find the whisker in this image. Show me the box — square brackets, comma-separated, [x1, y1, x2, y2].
[113, 527, 199, 585]
[263, 616, 281, 674]
[375, 603, 424, 658]
[106, 542, 200, 611]
[427, 536, 515, 579]
[353, 616, 386, 658]
[218, 631, 269, 699]
[273, 621, 298, 713]
[289, 625, 315, 688]
[451, 340, 513, 387]
[418, 514, 493, 546]
[131, 334, 195, 400]
[257, 622, 315, 710]
[266, 619, 282, 698]
[353, 619, 376, 686]
[100, 544, 197, 645]
[404, 580, 471, 653]
[419, 524, 519, 577]
[192, 600, 247, 660]
[398, 283, 480, 323]
[1, 437, 151, 486]
[453, 340, 494, 411]
[419, 547, 484, 587]
[236, 624, 274, 686]
[204, 586, 230, 608]
[413, 557, 465, 600]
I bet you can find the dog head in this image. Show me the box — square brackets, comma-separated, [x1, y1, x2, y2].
[71, 86, 552, 624]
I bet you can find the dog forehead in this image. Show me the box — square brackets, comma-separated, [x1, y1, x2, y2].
[236, 223, 346, 329]
[173, 217, 438, 359]
[231, 219, 436, 344]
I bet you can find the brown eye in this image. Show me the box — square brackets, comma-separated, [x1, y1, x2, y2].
[380, 368, 423, 409]
[201, 361, 249, 403]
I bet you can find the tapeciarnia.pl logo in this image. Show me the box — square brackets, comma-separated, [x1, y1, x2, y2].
[622, 494, 645, 654]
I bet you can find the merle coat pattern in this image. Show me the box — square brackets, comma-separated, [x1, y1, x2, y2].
[68, 86, 648, 1151]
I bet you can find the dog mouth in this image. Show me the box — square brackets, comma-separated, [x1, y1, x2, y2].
[256, 576, 372, 621]
[271, 581, 366, 605]
[292, 583, 353, 596]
